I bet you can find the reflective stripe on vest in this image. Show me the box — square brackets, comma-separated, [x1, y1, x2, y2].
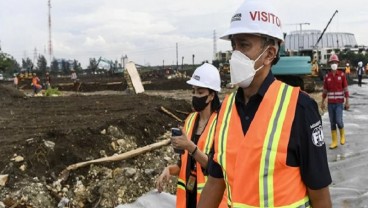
[214, 81, 310, 207]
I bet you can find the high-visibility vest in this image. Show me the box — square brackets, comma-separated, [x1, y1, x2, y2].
[176, 112, 227, 208]
[214, 80, 310, 208]
[345, 66, 350, 74]
[32, 77, 41, 89]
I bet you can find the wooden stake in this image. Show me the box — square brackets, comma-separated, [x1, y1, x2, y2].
[59, 139, 171, 181]
[160, 106, 183, 122]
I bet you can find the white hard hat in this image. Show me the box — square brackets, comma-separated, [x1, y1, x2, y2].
[187, 63, 221, 92]
[220, 0, 284, 42]
[358, 61, 363, 67]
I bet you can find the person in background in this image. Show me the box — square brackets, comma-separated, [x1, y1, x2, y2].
[199, 0, 332, 207]
[321, 54, 349, 149]
[156, 63, 227, 208]
[70, 69, 80, 91]
[31, 73, 42, 95]
[345, 63, 351, 79]
[14, 74, 19, 89]
[357, 61, 364, 87]
[71, 69, 78, 82]
[44, 72, 51, 89]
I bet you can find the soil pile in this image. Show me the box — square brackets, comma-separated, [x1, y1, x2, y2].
[0, 81, 191, 207]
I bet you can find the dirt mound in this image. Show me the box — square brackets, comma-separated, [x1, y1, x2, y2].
[0, 90, 191, 207]
[0, 84, 25, 99]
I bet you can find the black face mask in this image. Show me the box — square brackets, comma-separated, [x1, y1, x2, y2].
[192, 95, 209, 112]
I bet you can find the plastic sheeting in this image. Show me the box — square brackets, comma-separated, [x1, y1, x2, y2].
[116, 190, 175, 208]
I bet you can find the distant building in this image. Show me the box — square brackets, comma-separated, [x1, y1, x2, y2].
[285, 30, 358, 51]
[215, 51, 232, 62]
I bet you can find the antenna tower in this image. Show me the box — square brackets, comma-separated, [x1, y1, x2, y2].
[213, 30, 217, 60]
[48, 0, 53, 64]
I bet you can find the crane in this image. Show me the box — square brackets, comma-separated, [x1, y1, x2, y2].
[314, 10, 339, 49]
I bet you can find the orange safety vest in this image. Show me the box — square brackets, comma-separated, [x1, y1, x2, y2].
[32, 77, 41, 89]
[176, 112, 227, 208]
[345, 66, 351, 74]
[214, 80, 310, 208]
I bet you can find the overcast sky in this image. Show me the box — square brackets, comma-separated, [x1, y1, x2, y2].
[0, 0, 367, 68]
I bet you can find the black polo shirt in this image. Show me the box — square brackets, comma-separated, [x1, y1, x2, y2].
[208, 72, 332, 190]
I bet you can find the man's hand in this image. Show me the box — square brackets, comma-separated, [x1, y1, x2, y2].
[344, 102, 350, 110]
[321, 102, 326, 111]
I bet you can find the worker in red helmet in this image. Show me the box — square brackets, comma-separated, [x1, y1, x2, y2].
[321, 54, 350, 149]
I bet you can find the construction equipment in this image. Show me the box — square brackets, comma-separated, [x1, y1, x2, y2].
[314, 10, 339, 50]
[272, 42, 316, 92]
[98, 57, 123, 74]
[314, 10, 339, 78]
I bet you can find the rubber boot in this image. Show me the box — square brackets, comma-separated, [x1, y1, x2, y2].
[329, 130, 338, 149]
[339, 128, 346, 145]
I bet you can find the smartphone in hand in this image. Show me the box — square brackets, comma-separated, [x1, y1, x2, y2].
[171, 128, 184, 154]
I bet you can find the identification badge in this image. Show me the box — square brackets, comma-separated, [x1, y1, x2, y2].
[186, 171, 197, 192]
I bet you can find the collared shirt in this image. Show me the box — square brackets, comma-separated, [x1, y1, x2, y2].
[208, 72, 332, 190]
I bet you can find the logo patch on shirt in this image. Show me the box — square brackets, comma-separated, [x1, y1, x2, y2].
[338, 76, 341, 80]
[311, 121, 324, 147]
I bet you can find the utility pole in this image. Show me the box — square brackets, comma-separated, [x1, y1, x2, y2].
[192, 54, 195, 66]
[213, 30, 217, 60]
[176, 43, 178, 71]
[181, 56, 184, 70]
[48, 0, 53, 65]
[33, 48, 38, 66]
[162, 60, 164, 69]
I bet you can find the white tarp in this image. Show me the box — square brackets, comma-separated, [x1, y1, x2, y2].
[125, 62, 145, 94]
[116, 190, 175, 208]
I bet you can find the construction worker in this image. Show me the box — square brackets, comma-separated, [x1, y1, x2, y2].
[321, 54, 349, 149]
[31, 73, 42, 95]
[44, 72, 51, 89]
[345, 63, 351, 79]
[198, 0, 332, 207]
[357, 61, 364, 87]
[156, 63, 227, 208]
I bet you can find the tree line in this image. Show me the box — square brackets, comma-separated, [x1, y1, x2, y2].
[0, 52, 116, 77]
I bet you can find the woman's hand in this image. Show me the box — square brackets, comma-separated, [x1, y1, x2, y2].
[171, 128, 192, 151]
[156, 167, 171, 193]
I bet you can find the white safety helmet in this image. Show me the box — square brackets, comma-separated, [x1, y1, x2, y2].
[187, 63, 221, 92]
[358, 61, 363, 67]
[220, 0, 284, 42]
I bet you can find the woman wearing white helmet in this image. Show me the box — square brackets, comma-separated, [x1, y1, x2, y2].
[199, 0, 332, 208]
[156, 63, 227, 208]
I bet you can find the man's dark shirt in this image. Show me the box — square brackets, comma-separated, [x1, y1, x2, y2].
[208, 72, 332, 190]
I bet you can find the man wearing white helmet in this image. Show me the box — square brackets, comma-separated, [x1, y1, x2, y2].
[156, 63, 228, 208]
[357, 61, 364, 87]
[199, 1, 332, 207]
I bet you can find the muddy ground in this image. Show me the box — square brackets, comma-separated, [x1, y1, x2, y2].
[0, 74, 194, 208]
[0, 72, 326, 208]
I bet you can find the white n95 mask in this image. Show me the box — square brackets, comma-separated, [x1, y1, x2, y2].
[229, 47, 268, 88]
[331, 64, 338, 71]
